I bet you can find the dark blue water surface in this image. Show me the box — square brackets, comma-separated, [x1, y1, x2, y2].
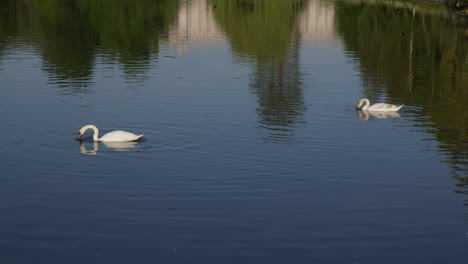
[1, 0, 467, 263]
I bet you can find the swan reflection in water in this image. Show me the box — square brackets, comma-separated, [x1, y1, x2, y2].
[357, 110, 401, 121]
[79, 141, 140, 155]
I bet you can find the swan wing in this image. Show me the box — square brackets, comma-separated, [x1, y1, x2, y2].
[368, 103, 403, 112]
[98, 130, 143, 142]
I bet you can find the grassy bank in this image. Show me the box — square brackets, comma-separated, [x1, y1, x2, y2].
[340, 0, 468, 17]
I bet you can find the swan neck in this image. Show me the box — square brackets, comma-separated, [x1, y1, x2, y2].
[362, 98, 370, 110]
[92, 126, 100, 141]
[81, 124, 100, 141]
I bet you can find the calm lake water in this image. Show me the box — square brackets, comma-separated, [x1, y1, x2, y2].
[1, 0, 467, 263]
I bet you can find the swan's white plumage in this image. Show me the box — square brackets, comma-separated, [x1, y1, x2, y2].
[79, 124, 143, 142]
[356, 98, 403, 112]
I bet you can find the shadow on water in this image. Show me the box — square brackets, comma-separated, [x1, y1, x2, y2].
[211, 0, 307, 143]
[334, 0, 468, 199]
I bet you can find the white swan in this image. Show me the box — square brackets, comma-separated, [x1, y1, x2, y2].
[356, 98, 404, 112]
[78, 124, 143, 142]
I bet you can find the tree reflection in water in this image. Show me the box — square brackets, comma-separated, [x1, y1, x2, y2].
[0, 0, 180, 92]
[212, 0, 307, 143]
[334, 0, 468, 200]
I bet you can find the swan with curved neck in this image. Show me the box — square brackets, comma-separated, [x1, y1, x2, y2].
[356, 98, 404, 112]
[78, 124, 143, 142]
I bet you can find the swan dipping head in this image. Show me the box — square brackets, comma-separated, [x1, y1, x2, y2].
[78, 124, 144, 142]
[79, 124, 97, 139]
[355, 98, 404, 112]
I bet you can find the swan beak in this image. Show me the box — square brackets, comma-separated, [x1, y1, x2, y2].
[78, 132, 82, 139]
